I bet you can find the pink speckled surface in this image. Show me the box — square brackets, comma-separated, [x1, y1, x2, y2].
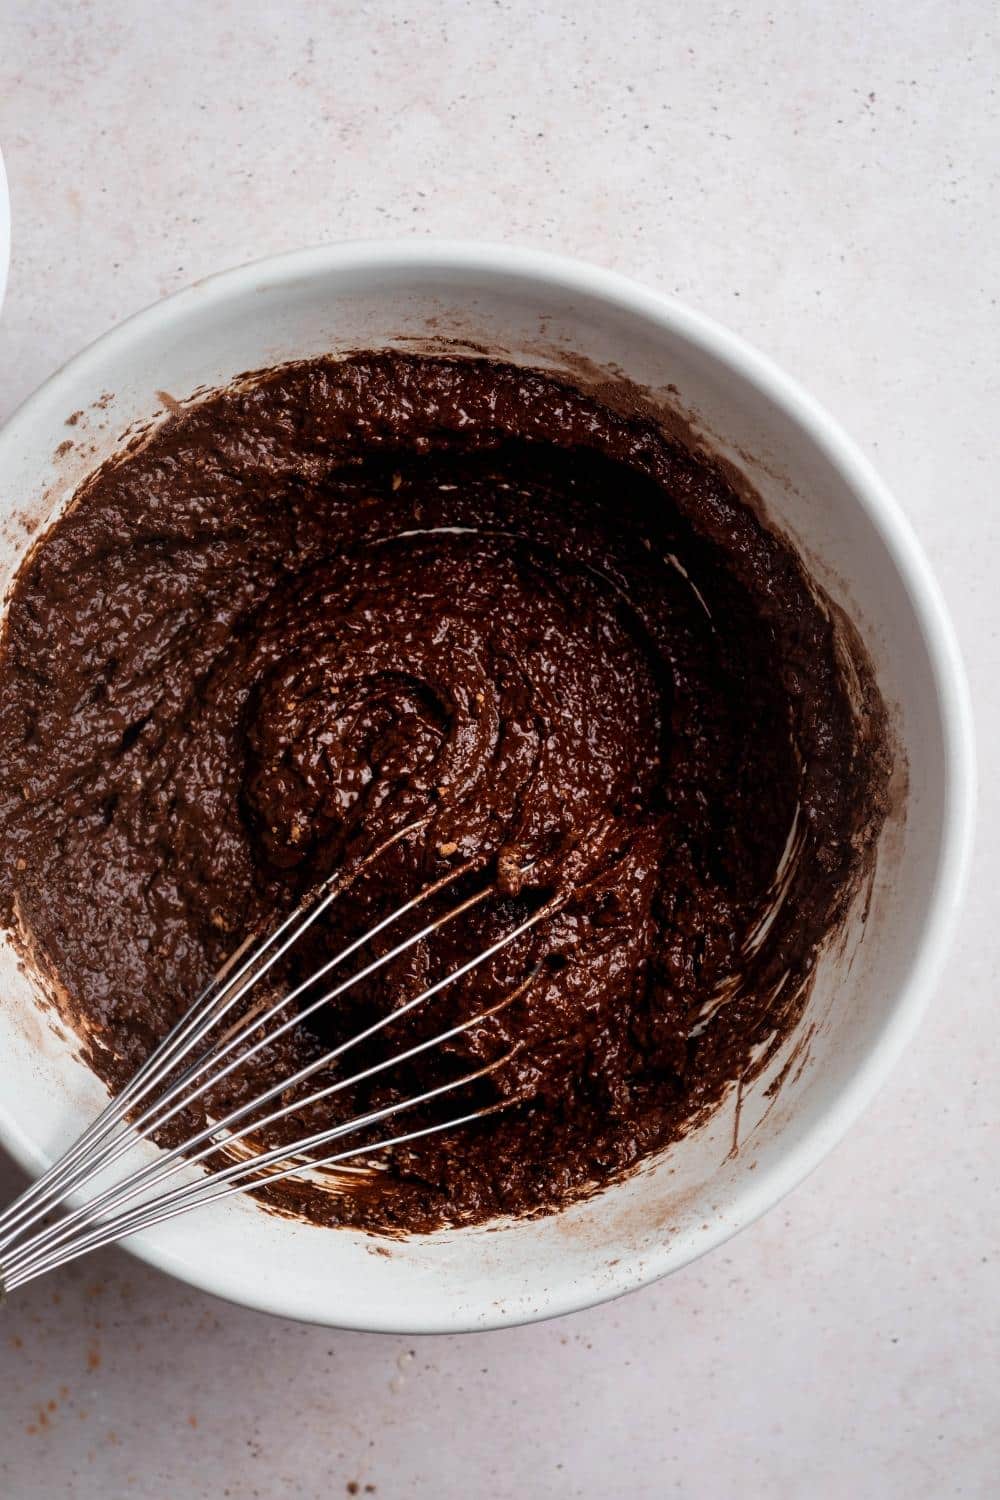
[0, 3, 997, 1496]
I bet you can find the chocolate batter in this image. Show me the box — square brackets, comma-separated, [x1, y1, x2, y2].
[0, 354, 890, 1232]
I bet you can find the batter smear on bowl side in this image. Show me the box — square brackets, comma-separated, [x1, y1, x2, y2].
[0, 353, 891, 1232]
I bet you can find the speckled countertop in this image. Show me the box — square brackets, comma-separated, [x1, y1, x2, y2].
[0, 3, 997, 1497]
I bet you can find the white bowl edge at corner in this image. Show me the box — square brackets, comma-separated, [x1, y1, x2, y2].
[0, 241, 977, 1332]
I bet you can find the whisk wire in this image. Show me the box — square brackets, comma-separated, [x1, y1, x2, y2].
[0, 848, 554, 1297]
[0, 820, 437, 1250]
[11, 869, 487, 1255]
[3, 910, 543, 1283]
[2, 1106, 501, 1291]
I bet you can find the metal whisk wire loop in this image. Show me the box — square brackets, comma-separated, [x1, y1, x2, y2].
[0, 831, 553, 1296]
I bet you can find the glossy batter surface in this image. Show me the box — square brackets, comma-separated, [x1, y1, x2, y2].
[0, 354, 890, 1231]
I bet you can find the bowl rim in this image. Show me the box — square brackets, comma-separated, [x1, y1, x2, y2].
[0, 240, 976, 1330]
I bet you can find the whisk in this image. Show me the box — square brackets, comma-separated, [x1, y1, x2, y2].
[0, 822, 557, 1298]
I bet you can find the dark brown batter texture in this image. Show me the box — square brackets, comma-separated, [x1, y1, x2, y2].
[0, 353, 890, 1232]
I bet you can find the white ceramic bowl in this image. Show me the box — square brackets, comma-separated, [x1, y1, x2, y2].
[0, 243, 974, 1331]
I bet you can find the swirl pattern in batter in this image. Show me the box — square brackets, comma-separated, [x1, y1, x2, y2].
[0, 354, 891, 1231]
